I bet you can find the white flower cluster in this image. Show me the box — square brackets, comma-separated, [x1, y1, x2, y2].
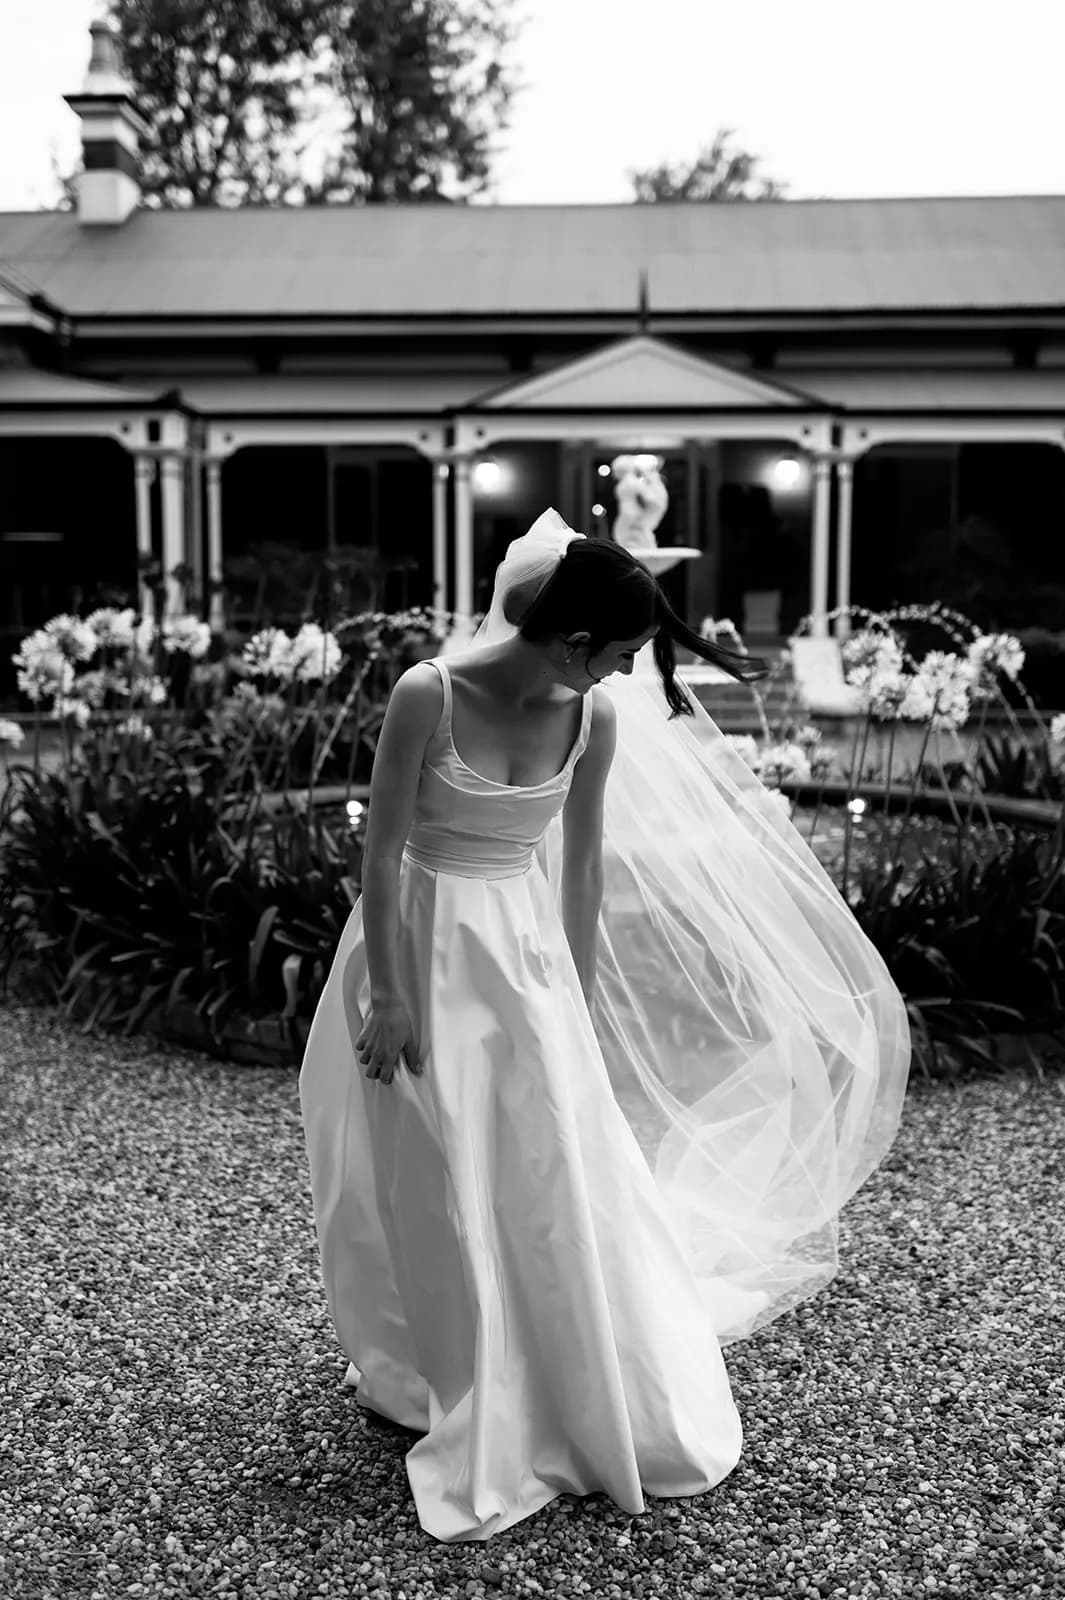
[10, 607, 213, 723]
[242, 623, 342, 684]
[0, 718, 26, 749]
[841, 628, 904, 694]
[1049, 713, 1065, 747]
[899, 650, 977, 731]
[85, 606, 138, 650]
[725, 726, 837, 789]
[966, 631, 1025, 699]
[840, 624, 1025, 732]
[159, 615, 211, 659]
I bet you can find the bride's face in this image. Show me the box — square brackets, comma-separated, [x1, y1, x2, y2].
[563, 626, 658, 687]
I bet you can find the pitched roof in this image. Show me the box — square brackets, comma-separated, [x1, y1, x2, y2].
[0, 196, 1062, 320]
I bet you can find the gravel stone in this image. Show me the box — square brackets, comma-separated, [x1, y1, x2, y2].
[1, 999, 1063, 1599]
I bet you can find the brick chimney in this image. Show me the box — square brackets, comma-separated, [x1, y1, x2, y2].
[63, 19, 149, 225]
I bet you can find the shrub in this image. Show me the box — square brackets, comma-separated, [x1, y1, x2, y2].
[0, 715, 362, 1037]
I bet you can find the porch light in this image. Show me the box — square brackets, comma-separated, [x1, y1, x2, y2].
[597, 464, 611, 477]
[847, 797, 867, 818]
[473, 457, 506, 494]
[771, 457, 803, 491]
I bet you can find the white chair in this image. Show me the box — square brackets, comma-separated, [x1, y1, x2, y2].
[788, 636, 864, 716]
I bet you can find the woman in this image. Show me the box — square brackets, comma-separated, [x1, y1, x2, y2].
[299, 510, 910, 1543]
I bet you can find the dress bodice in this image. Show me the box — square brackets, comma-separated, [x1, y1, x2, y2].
[404, 659, 592, 880]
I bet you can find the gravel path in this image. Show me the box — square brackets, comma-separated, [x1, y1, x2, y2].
[2, 1001, 1063, 1600]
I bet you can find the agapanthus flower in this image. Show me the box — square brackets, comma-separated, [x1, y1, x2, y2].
[117, 714, 153, 740]
[86, 607, 138, 651]
[243, 628, 295, 681]
[757, 741, 812, 787]
[841, 627, 904, 695]
[42, 613, 98, 663]
[902, 651, 976, 731]
[289, 623, 342, 683]
[0, 718, 25, 748]
[52, 697, 92, 728]
[867, 669, 912, 722]
[162, 615, 211, 659]
[808, 744, 837, 779]
[127, 673, 169, 706]
[12, 637, 75, 703]
[967, 632, 1025, 698]
[74, 669, 125, 709]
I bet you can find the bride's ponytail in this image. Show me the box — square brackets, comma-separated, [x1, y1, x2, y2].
[652, 589, 770, 719]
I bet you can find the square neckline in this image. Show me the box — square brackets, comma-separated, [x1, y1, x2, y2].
[434, 659, 589, 792]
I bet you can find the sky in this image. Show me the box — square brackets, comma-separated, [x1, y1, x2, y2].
[0, 0, 1063, 209]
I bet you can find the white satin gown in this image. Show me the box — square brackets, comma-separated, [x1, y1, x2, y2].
[298, 659, 743, 1542]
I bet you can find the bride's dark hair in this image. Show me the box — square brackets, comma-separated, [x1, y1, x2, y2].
[516, 537, 769, 717]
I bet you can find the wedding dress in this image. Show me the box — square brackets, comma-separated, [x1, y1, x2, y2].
[299, 658, 745, 1542]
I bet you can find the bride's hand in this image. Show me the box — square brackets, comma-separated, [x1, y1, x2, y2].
[356, 1001, 420, 1085]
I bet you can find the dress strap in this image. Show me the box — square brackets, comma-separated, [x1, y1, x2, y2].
[573, 686, 595, 762]
[427, 657, 453, 733]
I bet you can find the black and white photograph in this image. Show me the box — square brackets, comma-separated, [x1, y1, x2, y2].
[1, 1, 1063, 1597]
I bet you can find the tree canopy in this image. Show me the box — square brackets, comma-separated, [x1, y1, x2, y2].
[630, 127, 787, 203]
[99, 0, 518, 207]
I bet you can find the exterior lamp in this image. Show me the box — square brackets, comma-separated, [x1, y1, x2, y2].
[473, 458, 505, 494]
[771, 457, 803, 492]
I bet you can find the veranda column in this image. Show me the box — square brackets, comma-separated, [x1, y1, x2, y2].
[159, 416, 187, 617]
[432, 459, 450, 613]
[453, 454, 474, 620]
[834, 458, 855, 641]
[205, 458, 225, 631]
[133, 453, 155, 621]
[185, 442, 204, 613]
[810, 454, 832, 639]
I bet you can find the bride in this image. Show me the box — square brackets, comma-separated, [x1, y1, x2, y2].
[299, 509, 910, 1543]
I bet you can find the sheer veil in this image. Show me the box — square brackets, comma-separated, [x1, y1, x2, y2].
[460, 508, 911, 1345]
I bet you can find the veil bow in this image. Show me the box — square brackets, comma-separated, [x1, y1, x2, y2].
[465, 508, 910, 1344]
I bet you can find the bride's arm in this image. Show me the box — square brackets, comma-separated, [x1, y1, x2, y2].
[561, 688, 618, 1007]
[354, 664, 441, 1018]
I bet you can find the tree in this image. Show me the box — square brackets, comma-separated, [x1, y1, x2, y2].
[106, 0, 324, 207]
[630, 127, 786, 203]
[307, 0, 518, 203]
[94, 0, 517, 208]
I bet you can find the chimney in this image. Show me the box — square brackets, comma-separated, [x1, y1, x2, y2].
[63, 20, 149, 225]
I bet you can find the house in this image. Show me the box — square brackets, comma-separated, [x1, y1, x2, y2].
[2, 19, 1065, 691]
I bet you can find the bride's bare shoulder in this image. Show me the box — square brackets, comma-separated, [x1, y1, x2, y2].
[386, 660, 445, 729]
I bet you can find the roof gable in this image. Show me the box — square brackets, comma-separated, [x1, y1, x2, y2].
[475, 336, 810, 411]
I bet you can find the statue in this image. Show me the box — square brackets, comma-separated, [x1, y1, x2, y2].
[610, 454, 669, 551]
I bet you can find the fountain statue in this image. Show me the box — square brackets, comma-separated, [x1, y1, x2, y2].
[611, 453, 669, 550]
[609, 453, 701, 578]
